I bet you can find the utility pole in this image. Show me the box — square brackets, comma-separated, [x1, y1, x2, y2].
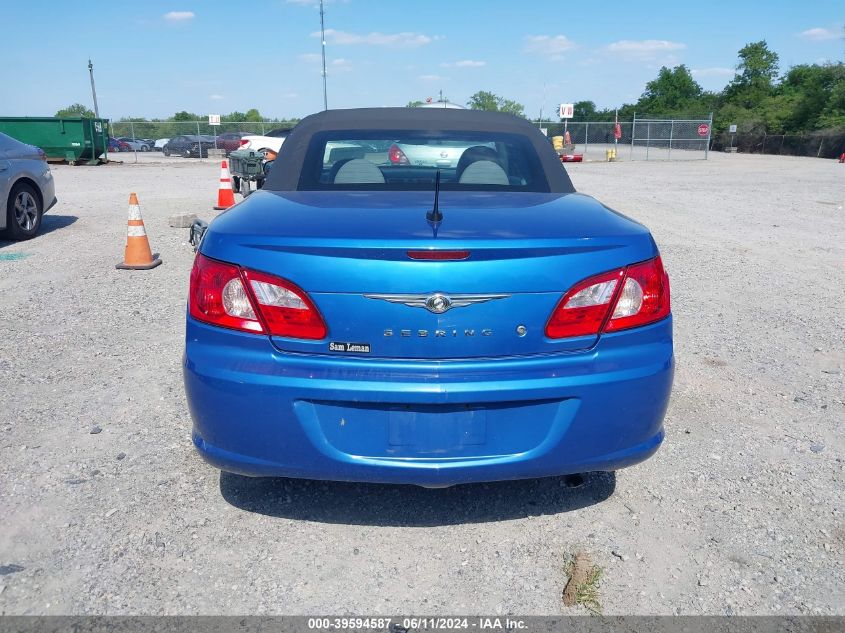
[539, 81, 547, 121]
[319, 0, 328, 110]
[88, 59, 100, 119]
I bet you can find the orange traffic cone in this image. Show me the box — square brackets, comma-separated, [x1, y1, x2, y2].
[214, 160, 236, 210]
[116, 193, 162, 270]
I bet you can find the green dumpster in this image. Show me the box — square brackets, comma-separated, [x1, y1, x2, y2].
[0, 117, 111, 165]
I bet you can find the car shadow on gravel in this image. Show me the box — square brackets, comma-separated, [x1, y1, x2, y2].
[219, 471, 616, 526]
[0, 215, 78, 249]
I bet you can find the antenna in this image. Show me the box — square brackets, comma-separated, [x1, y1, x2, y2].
[426, 170, 443, 225]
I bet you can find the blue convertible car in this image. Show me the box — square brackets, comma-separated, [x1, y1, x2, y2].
[184, 108, 673, 487]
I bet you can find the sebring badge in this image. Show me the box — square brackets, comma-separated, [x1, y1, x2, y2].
[364, 293, 509, 314]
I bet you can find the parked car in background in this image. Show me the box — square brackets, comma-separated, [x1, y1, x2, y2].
[154, 138, 170, 151]
[0, 133, 57, 240]
[238, 128, 293, 154]
[216, 132, 253, 154]
[184, 108, 674, 486]
[108, 137, 131, 152]
[388, 139, 494, 169]
[162, 135, 217, 158]
[117, 137, 151, 152]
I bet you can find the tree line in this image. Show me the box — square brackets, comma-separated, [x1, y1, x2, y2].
[594, 40, 844, 136]
[53, 105, 299, 138]
[55, 39, 844, 138]
[414, 41, 844, 137]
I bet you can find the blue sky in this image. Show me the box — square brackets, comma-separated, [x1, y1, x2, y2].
[2, 0, 843, 120]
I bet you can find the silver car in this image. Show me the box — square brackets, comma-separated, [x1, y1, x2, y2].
[117, 137, 151, 151]
[0, 133, 57, 240]
[390, 139, 492, 169]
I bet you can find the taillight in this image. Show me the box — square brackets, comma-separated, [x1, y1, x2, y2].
[241, 269, 327, 339]
[604, 256, 670, 332]
[189, 254, 327, 339]
[189, 255, 264, 333]
[239, 139, 249, 147]
[545, 268, 625, 339]
[545, 256, 670, 339]
[388, 143, 409, 165]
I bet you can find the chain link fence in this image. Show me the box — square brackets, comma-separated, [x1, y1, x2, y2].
[711, 128, 845, 159]
[108, 120, 296, 149]
[536, 121, 632, 162]
[109, 117, 844, 161]
[535, 115, 712, 161]
[630, 117, 712, 160]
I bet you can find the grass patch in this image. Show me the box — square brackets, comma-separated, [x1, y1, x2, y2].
[562, 551, 604, 615]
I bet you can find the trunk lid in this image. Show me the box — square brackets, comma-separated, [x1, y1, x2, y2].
[202, 190, 657, 359]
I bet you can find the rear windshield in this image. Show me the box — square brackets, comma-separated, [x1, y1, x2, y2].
[297, 130, 550, 192]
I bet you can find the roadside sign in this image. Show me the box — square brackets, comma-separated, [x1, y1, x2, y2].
[559, 103, 574, 119]
[698, 123, 710, 137]
[729, 124, 737, 134]
[208, 114, 221, 126]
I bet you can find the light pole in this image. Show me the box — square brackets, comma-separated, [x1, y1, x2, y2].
[88, 59, 100, 119]
[319, 0, 328, 110]
[539, 81, 547, 122]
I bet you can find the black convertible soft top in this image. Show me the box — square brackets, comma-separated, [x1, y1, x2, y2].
[263, 107, 575, 193]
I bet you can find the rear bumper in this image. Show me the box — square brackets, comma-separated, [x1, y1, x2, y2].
[184, 316, 673, 486]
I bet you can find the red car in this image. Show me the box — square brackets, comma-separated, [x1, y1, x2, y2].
[215, 132, 252, 155]
[108, 137, 131, 152]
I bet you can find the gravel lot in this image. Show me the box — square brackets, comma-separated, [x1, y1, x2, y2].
[0, 152, 842, 616]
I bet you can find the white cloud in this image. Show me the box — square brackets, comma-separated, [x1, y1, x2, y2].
[209, 94, 224, 101]
[314, 29, 435, 48]
[524, 35, 577, 56]
[298, 53, 352, 71]
[163, 11, 194, 22]
[691, 67, 734, 77]
[331, 58, 352, 71]
[440, 60, 486, 68]
[418, 74, 443, 82]
[798, 27, 843, 41]
[604, 39, 686, 60]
